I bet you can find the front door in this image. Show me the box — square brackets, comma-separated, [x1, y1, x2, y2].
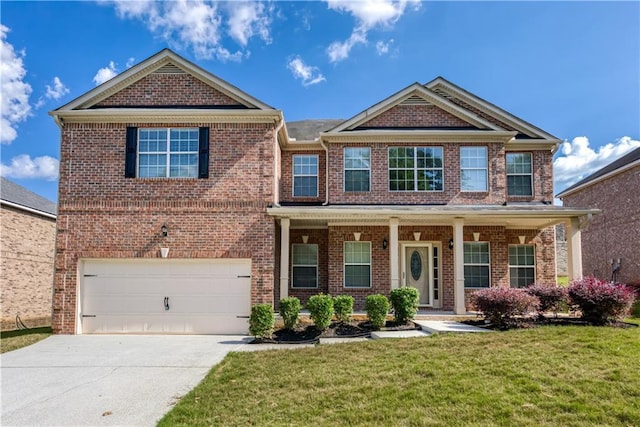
[404, 245, 431, 305]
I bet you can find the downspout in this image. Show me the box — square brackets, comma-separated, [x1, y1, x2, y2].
[272, 115, 285, 207]
[319, 137, 329, 206]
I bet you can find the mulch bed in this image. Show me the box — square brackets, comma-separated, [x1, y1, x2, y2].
[461, 316, 639, 331]
[252, 320, 420, 344]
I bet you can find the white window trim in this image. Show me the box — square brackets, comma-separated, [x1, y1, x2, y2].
[292, 154, 319, 197]
[460, 146, 488, 192]
[343, 241, 372, 289]
[463, 241, 491, 288]
[344, 147, 371, 192]
[388, 146, 444, 192]
[506, 152, 533, 197]
[508, 244, 536, 288]
[137, 128, 199, 178]
[291, 243, 319, 289]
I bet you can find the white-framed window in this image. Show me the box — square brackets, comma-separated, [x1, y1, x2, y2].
[464, 242, 490, 288]
[509, 245, 536, 288]
[344, 241, 371, 288]
[506, 153, 533, 196]
[292, 244, 318, 288]
[388, 147, 444, 191]
[344, 147, 371, 192]
[293, 155, 318, 197]
[138, 128, 199, 178]
[460, 146, 488, 191]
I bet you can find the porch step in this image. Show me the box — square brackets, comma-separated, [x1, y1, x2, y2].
[370, 330, 431, 339]
[414, 320, 491, 334]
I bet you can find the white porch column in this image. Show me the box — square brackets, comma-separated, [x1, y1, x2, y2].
[389, 218, 400, 289]
[279, 218, 290, 301]
[453, 218, 466, 314]
[567, 217, 583, 281]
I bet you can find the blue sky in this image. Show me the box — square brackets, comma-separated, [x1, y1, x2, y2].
[1, 0, 639, 204]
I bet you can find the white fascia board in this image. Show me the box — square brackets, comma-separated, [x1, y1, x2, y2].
[282, 140, 324, 151]
[557, 160, 640, 199]
[50, 108, 283, 125]
[505, 139, 561, 152]
[321, 129, 517, 144]
[1, 200, 57, 219]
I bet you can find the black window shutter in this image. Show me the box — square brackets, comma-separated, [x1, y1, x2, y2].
[198, 127, 210, 179]
[125, 127, 138, 178]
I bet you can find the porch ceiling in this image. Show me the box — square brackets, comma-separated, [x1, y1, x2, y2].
[268, 204, 600, 230]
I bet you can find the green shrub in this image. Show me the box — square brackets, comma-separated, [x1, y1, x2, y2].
[568, 276, 636, 324]
[365, 294, 390, 330]
[249, 304, 274, 339]
[333, 295, 354, 323]
[471, 287, 539, 329]
[390, 287, 419, 324]
[279, 297, 301, 330]
[307, 294, 334, 331]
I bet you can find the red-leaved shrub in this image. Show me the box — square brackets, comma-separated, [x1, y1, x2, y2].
[526, 284, 568, 316]
[471, 287, 539, 329]
[567, 276, 636, 324]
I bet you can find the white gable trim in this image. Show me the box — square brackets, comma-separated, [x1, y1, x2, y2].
[328, 83, 501, 133]
[425, 77, 557, 141]
[53, 49, 273, 112]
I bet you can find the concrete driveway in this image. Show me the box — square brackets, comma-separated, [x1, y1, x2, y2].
[1, 334, 250, 426]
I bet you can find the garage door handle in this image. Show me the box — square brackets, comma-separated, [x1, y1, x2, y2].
[82, 314, 96, 318]
[164, 297, 170, 311]
[236, 316, 250, 319]
[237, 275, 251, 278]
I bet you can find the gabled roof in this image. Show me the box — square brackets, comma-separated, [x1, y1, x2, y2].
[557, 147, 640, 198]
[425, 77, 558, 141]
[0, 177, 57, 218]
[53, 48, 274, 112]
[325, 82, 501, 134]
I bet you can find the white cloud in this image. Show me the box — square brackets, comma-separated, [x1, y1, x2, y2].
[35, 76, 70, 109]
[0, 154, 59, 181]
[125, 57, 136, 68]
[93, 61, 118, 86]
[325, 0, 420, 62]
[376, 39, 393, 55]
[101, 0, 273, 60]
[0, 25, 32, 144]
[287, 56, 326, 87]
[554, 136, 640, 195]
[226, 2, 272, 47]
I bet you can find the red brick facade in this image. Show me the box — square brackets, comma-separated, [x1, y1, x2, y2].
[561, 165, 640, 284]
[357, 104, 475, 129]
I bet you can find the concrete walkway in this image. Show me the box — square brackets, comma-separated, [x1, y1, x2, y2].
[414, 320, 491, 334]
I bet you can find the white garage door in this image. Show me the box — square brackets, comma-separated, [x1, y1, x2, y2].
[80, 259, 251, 335]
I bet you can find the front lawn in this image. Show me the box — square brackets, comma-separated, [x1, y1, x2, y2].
[0, 327, 51, 354]
[160, 326, 640, 426]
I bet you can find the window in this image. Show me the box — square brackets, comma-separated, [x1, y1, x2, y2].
[292, 244, 318, 288]
[464, 242, 490, 288]
[509, 245, 535, 288]
[293, 155, 318, 197]
[125, 127, 209, 179]
[344, 147, 370, 192]
[388, 147, 443, 191]
[344, 241, 371, 288]
[506, 153, 533, 196]
[460, 147, 488, 191]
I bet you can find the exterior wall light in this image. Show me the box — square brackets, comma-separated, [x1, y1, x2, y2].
[161, 225, 168, 237]
[448, 239, 454, 250]
[382, 238, 388, 250]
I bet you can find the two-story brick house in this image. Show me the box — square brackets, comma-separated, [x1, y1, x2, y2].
[50, 49, 597, 334]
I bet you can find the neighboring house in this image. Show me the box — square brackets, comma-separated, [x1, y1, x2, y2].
[49, 49, 597, 335]
[0, 177, 57, 331]
[557, 147, 640, 284]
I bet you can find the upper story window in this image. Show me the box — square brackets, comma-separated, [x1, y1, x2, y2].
[389, 147, 443, 191]
[293, 155, 318, 197]
[125, 127, 209, 179]
[344, 147, 371, 192]
[460, 147, 487, 192]
[509, 245, 535, 288]
[506, 153, 533, 196]
[463, 242, 490, 288]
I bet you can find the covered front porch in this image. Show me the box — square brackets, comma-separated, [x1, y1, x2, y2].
[268, 204, 599, 313]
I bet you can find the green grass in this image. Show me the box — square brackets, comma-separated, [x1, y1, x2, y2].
[0, 327, 51, 354]
[557, 276, 569, 286]
[159, 326, 640, 427]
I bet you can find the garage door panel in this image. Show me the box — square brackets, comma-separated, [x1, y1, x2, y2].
[81, 259, 251, 335]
